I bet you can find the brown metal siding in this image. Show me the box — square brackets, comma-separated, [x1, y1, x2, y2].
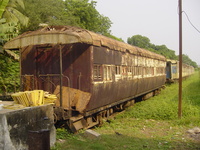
[62, 43, 92, 92]
[21, 43, 92, 94]
[93, 46, 122, 65]
[87, 76, 165, 111]
[86, 46, 166, 112]
[21, 46, 36, 75]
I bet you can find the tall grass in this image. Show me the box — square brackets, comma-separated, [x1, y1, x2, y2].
[52, 72, 200, 150]
[117, 71, 200, 126]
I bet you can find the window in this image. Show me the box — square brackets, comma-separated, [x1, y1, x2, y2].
[151, 67, 154, 76]
[115, 65, 121, 81]
[115, 66, 121, 75]
[128, 66, 132, 73]
[146, 67, 153, 76]
[156, 67, 165, 75]
[172, 66, 177, 74]
[134, 66, 139, 76]
[127, 66, 132, 79]
[143, 67, 146, 76]
[94, 64, 102, 81]
[122, 66, 127, 75]
[104, 65, 112, 81]
[138, 67, 143, 77]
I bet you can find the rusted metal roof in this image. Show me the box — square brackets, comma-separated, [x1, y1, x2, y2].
[3, 25, 166, 60]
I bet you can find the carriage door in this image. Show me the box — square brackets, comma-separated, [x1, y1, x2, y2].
[166, 62, 171, 79]
[35, 46, 60, 93]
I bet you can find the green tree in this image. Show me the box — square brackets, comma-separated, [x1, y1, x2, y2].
[1, 0, 28, 26]
[64, 0, 112, 35]
[20, 0, 75, 32]
[127, 34, 198, 67]
[127, 35, 178, 60]
[0, 0, 27, 93]
[21, 0, 113, 38]
[0, 0, 28, 42]
[182, 54, 198, 68]
[0, 52, 20, 93]
[104, 33, 124, 42]
[0, 0, 9, 18]
[127, 35, 151, 49]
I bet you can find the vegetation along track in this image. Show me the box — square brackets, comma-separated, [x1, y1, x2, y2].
[52, 71, 200, 150]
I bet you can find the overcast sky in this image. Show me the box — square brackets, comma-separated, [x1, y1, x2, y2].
[96, 0, 200, 65]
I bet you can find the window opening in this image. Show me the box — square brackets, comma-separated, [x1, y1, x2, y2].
[94, 64, 102, 80]
[104, 66, 112, 81]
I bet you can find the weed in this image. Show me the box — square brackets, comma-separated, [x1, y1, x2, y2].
[52, 72, 200, 150]
[56, 128, 77, 140]
[116, 72, 200, 125]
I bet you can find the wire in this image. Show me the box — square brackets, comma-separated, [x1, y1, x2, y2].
[177, 1, 200, 34]
[182, 11, 200, 34]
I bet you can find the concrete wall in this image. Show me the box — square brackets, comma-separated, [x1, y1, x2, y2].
[0, 104, 56, 150]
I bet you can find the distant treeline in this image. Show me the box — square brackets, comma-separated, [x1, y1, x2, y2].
[127, 35, 198, 68]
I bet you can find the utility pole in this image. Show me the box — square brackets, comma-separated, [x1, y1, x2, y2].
[178, 0, 183, 119]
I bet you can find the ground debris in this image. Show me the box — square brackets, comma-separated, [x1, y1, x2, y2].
[186, 127, 200, 141]
[57, 139, 66, 143]
[83, 129, 101, 139]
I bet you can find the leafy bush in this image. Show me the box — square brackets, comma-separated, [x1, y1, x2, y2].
[56, 128, 77, 140]
[0, 53, 20, 93]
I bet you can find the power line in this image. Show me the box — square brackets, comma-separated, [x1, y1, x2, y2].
[182, 11, 200, 34]
[177, 1, 200, 34]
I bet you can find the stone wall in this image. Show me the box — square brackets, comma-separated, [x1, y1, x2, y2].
[0, 104, 56, 150]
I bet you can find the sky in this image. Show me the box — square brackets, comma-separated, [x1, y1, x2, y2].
[96, 0, 200, 65]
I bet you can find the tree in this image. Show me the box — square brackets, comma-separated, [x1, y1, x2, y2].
[0, 0, 9, 18]
[21, 0, 113, 37]
[20, 0, 73, 32]
[127, 34, 198, 67]
[0, 0, 28, 42]
[104, 33, 124, 42]
[182, 54, 198, 68]
[127, 35, 151, 49]
[0, 0, 27, 93]
[0, 52, 20, 93]
[127, 35, 178, 60]
[1, 0, 28, 26]
[64, 0, 112, 35]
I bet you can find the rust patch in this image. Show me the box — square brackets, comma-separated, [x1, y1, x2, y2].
[54, 85, 91, 113]
[4, 26, 166, 61]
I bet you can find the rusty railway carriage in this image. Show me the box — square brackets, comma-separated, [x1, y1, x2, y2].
[166, 59, 195, 82]
[4, 26, 166, 132]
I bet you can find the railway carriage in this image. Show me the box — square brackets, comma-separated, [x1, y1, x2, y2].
[166, 59, 195, 82]
[3, 26, 166, 132]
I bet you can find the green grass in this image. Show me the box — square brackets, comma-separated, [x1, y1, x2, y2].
[51, 72, 200, 150]
[117, 72, 200, 125]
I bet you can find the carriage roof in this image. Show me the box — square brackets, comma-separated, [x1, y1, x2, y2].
[3, 26, 166, 61]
